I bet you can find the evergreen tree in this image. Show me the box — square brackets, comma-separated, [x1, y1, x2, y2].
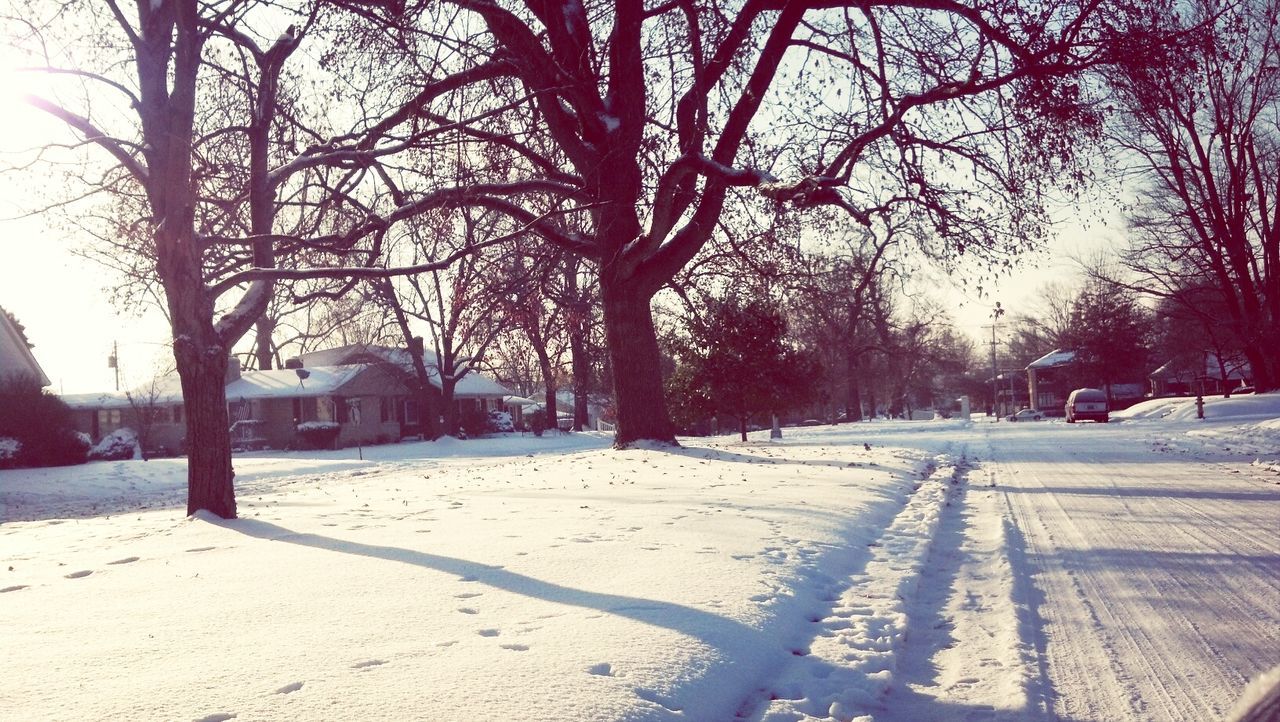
[668, 299, 821, 441]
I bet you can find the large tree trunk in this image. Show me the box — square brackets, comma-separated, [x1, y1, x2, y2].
[537, 351, 558, 433]
[441, 378, 458, 436]
[1242, 343, 1274, 393]
[570, 325, 590, 431]
[178, 357, 235, 518]
[169, 305, 236, 518]
[253, 316, 275, 370]
[601, 279, 675, 446]
[845, 353, 863, 422]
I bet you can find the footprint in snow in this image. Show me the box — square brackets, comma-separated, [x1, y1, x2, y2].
[634, 688, 682, 712]
[454, 592, 482, 599]
[457, 608, 479, 615]
[64, 570, 93, 579]
[275, 681, 304, 694]
[107, 556, 140, 565]
[194, 714, 237, 722]
[1, 585, 28, 593]
[477, 629, 500, 637]
[352, 659, 386, 670]
[500, 643, 529, 652]
[185, 547, 216, 553]
[587, 663, 614, 676]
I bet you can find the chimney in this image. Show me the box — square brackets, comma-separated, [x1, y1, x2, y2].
[226, 355, 241, 384]
[284, 357, 304, 370]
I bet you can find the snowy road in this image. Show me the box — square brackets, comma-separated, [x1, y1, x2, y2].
[975, 421, 1280, 722]
[3, 415, 1278, 721]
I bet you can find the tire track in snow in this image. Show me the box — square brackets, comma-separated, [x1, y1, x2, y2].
[989, 424, 1280, 722]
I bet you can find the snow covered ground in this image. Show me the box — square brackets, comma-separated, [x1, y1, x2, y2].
[2, 396, 1278, 721]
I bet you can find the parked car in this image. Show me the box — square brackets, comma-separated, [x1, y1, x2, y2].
[1065, 388, 1109, 423]
[1005, 408, 1044, 422]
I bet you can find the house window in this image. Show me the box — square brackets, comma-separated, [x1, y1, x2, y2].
[292, 398, 318, 423]
[335, 396, 348, 424]
[404, 399, 420, 425]
[380, 397, 391, 423]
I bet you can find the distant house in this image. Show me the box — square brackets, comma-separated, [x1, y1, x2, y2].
[1025, 349, 1144, 415]
[1148, 354, 1251, 397]
[62, 343, 519, 454]
[0, 307, 50, 387]
[63, 385, 185, 453]
[1025, 349, 1078, 414]
[296, 344, 516, 426]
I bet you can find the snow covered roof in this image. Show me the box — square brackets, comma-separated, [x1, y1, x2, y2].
[1150, 354, 1251, 381]
[0, 307, 50, 387]
[296, 344, 512, 398]
[1027, 349, 1076, 370]
[61, 391, 132, 410]
[225, 365, 365, 400]
[451, 373, 511, 398]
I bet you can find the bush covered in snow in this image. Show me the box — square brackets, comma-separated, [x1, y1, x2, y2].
[488, 409, 514, 433]
[89, 428, 140, 462]
[296, 421, 340, 450]
[0, 436, 20, 469]
[0, 376, 88, 468]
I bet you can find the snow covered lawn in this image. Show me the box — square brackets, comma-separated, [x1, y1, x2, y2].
[3, 397, 1278, 722]
[2, 428, 965, 721]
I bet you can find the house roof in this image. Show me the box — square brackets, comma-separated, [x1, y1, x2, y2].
[0, 307, 51, 387]
[296, 343, 512, 398]
[225, 365, 365, 400]
[62, 391, 132, 410]
[1150, 354, 1251, 381]
[1027, 349, 1076, 370]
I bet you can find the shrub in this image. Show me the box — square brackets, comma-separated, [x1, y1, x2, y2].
[296, 421, 340, 450]
[459, 408, 490, 438]
[528, 409, 547, 437]
[0, 437, 20, 469]
[0, 377, 89, 468]
[89, 428, 140, 462]
[488, 409, 514, 432]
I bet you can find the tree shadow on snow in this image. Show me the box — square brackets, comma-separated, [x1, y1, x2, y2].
[220, 517, 764, 647]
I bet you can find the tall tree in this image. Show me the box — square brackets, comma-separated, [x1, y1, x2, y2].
[1063, 278, 1153, 400]
[9, 0, 511, 516]
[353, 0, 1133, 445]
[1108, 0, 1280, 391]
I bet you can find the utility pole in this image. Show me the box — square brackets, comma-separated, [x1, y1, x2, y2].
[990, 302, 1004, 418]
[109, 340, 119, 391]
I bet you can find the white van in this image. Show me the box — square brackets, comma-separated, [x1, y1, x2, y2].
[1065, 388, 1109, 423]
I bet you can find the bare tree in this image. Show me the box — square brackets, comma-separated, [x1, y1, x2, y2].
[7, 0, 527, 516]
[369, 209, 511, 436]
[345, 0, 1132, 445]
[1107, 0, 1280, 390]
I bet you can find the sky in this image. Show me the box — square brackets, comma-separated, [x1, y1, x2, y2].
[0, 49, 1126, 396]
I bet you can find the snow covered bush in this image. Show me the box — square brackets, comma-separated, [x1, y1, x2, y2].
[0, 376, 88, 468]
[488, 410, 514, 433]
[296, 421, 340, 450]
[89, 428, 140, 462]
[0, 436, 20, 469]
